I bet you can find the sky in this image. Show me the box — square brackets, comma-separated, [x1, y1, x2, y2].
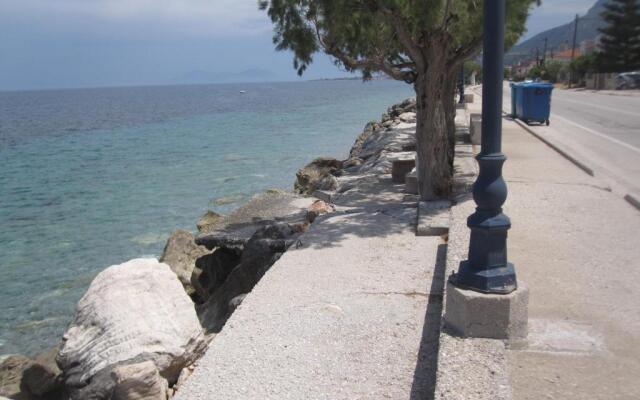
[0, 0, 598, 91]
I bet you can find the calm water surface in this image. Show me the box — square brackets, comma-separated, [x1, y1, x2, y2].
[0, 80, 413, 356]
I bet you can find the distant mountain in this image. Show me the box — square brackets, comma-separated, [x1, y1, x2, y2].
[172, 68, 280, 84]
[506, 0, 609, 65]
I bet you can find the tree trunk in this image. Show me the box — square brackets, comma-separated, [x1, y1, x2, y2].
[413, 44, 453, 201]
[443, 68, 459, 175]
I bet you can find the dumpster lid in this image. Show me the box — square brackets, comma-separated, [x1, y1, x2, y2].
[519, 82, 554, 88]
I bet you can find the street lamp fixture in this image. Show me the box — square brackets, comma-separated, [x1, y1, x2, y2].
[452, 0, 517, 294]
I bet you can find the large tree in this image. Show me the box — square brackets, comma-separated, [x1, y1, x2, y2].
[259, 0, 536, 200]
[598, 0, 640, 72]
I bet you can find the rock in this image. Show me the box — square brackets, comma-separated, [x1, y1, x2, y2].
[228, 294, 247, 314]
[357, 128, 416, 162]
[0, 355, 31, 399]
[294, 157, 343, 195]
[264, 188, 287, 195]
[111, 361, 168, 400]
[198, 223, 299, 332]
[172, 367, 193, 394]
[315, 174, 338, 191]
[159, 230, 211, 296]
[22, 345, 63, 397]
[398, 112, 416, 123]
[57, 258, 207, 400]
[191, 247, 242, 303]
[388, 97, 416, 117]
[195, 192, 313, 250]
[306, 200, 334, 223]
[349, 122, 379, 158]
[343, 157, 363, 169]
[196, 210, 224, 233]
[308, 199, 333, 214]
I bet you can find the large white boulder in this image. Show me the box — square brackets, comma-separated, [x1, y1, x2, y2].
[57, 258, 207, 399]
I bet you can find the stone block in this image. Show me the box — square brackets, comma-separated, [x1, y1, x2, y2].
[464, 93, 474, 103]
[416, 200, 451, 236]
[390, 152, 416, 183]
[405, 168, 418, 194]
[444, 280, 529, 341]
[469, 113, 482, 145]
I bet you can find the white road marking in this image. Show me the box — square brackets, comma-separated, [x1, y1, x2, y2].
[552, 114, 640, 155]
[553, 96, 640, 118]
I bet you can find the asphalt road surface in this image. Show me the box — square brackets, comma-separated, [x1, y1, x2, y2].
[498, 84, 640, 200]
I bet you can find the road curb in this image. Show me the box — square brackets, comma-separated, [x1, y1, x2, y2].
[624, 193, 640, 211]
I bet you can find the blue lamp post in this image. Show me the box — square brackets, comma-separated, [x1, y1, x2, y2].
[452, 0, 517, 294]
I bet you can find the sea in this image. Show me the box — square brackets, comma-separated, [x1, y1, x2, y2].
[0, 79, 413, 356]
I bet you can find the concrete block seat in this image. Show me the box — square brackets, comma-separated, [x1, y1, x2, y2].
[405, 168, 418, 194]
[469, 113, 482, 145]
[388, 151, 416, 183]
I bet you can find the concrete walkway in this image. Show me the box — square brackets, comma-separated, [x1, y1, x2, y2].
[439, 91, 640, 400]
[175, 130, 446, 399]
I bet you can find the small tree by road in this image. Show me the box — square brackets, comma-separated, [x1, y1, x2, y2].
[259, 0, 537, 200]
[598, 0, 640, 72]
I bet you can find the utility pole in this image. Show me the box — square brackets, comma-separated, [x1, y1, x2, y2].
[569, 14, 579, 88]
[536, 47, 540, 66]
[542, 37, 548, 66]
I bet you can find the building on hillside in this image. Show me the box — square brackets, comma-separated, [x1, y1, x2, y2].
[581, 39, 597, 55]
[551, 47, 582, 63]
[512, 59, 537, 78]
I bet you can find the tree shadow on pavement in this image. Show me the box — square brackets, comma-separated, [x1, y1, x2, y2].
[410, 243, 448, 400]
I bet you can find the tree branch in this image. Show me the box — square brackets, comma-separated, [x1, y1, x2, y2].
[310, 14, 416, 83]
[375, 1, 425, 70]
[448, 35, 483, 68]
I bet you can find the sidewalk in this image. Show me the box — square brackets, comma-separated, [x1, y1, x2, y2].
[438, 93, 640, 399]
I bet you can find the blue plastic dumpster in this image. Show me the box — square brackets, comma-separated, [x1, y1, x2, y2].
[514, 82, 553, 126]
[509, 82, 517, 118]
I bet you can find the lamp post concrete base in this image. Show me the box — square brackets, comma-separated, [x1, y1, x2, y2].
[444, 279, 529, 342]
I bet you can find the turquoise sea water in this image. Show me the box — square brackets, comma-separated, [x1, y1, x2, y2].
[0, 80, 413, 356]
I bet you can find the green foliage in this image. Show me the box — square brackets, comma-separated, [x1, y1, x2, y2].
[526, 60, 571, 83]
[527, 64, 545, 80]
[598, 0, 640, 72]
[259, 0, 539, 80]
[570, 53, 601, 79]
[544, 60, 563, 83]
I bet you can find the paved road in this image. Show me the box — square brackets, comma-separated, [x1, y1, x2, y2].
[497, 85, 640, 199]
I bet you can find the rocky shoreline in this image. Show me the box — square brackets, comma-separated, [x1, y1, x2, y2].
[0, 97, 417, 400]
